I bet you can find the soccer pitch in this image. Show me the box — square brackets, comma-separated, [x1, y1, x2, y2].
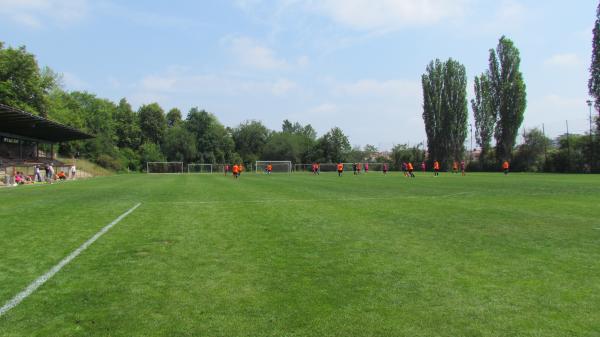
[1, 172, 599, 337]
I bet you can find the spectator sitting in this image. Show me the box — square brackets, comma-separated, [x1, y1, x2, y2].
[57, 171, 67, 180]
[14, 172, 24, 185]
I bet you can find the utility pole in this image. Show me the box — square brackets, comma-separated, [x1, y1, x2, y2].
[587, 100, 595, 172]
[566, 120, 571, 173]
[542, 123, 547, 171]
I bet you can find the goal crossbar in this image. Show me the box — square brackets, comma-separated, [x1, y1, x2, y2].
[255, 160, 292, 174]
[187, 163, 213, 174]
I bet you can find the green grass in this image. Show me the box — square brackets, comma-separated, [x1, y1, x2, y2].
[1, 172, 599, 337]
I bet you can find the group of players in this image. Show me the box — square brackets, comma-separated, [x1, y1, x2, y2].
[223, 160, 511, 178]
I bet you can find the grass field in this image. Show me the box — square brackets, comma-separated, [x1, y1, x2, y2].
[1, 172, 599, 337]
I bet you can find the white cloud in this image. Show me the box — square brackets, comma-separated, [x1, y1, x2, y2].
[333, 79, 421, 97]
[61, 71, 87, 90]
[306, 0, 469, 32]
[271, 78, 297, 95]
[0, 0, 88, 28]
[226, 36, 289, 70]
[544, 53, 584, 68]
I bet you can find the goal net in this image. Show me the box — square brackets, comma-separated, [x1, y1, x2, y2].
[187, 163, 213, 174]
[255, 161, 292, 173]
[146, 162, 183, 174]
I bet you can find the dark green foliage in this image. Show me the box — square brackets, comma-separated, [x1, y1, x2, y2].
[589, 2, 600, 112]
[316, 127, 351, 163]
[231, 120, 270, 164]
[511, 128, 551, 172]
[0, 44, 57, 117]
[422, 58, 468, 167]
[138, 103, 167, 145]
[390, 143, 426, 170]
[471, 73, 496, 168]
[488, 36, 527, 162]
[163, 125, 196, 162]
[115, 98, 141, 149]
[166, 108, 182, 127]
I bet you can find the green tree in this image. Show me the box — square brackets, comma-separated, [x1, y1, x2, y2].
[186, 107, 235, 163]
[166, 108, 182, 127]
[471, 73, 496, 167]
[115, 98, 141, 149]
[422, 58, 468, 167]
[164, 125, 196, 162]
[391, 144, 425, 170]
[139, 142, 165, 167]
[0, 42, 58, 116]
[443, 59, 468, 161]
[138, 103, 167, 145]
[590, 2, 600, 113]
[232, 120, 270, 163]
[488, 36, 527, 162]
[317, 127, 350, 162]
[512, 128, 551, 172]
[262, 132, 304, 162]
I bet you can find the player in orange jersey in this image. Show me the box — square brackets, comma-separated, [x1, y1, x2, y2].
[502, 160, 509, 175]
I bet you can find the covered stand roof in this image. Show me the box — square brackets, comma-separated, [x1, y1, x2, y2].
[0, 103, 93, 142]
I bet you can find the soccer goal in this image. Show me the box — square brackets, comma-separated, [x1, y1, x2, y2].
[146, 162, 184, 174]
[187, 163, 213, 174]
[255, 161, 292, 174]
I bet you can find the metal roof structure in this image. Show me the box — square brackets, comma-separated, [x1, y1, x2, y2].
[0, 103, 93, 143]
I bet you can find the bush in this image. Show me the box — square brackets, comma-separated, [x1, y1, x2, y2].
[95, 154, 123, 171]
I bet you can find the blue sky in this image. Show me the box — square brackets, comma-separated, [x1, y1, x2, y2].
[0, 0, 596, 150]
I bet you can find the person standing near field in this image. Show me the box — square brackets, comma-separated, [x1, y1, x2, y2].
[502, 160, 510, 175]
[266, 163, 273, 175]
[316, 162, 320, 175]
[232, 164, 239, 179]
[337, 162, 344, 177]
[364, 162, 369, 173]
[352, 163, 357, 175]
[421, 161, 426, 173]
[383, 163, 388, 175]
[452, 161, 458, 174]
[433, 160, 440, 177]
[461, 160, 466, 176]
[407, 162, 415, 178]
[224, 164, 230, 176]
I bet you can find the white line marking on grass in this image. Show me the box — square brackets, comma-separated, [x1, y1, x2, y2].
[0, 202, 141, 317]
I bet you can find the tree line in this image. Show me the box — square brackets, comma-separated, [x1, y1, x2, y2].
[422, 36, 527, 170]
[1, 40, 386, 171]
[422, 30, 600, 173]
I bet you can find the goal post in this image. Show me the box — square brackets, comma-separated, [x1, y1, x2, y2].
[187, 163, 213, 174]
[146, 162, 184, 174]
[255, 160, 292, 174]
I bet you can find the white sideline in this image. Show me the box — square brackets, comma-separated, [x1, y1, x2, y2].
[0, 202, 142, 317]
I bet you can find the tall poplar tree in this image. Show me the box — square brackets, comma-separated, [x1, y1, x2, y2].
[488, 36, 527, 161]
[422, 58, 468, 166]
[589, 2, 600, 111]
[471, 73, 496, 165]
